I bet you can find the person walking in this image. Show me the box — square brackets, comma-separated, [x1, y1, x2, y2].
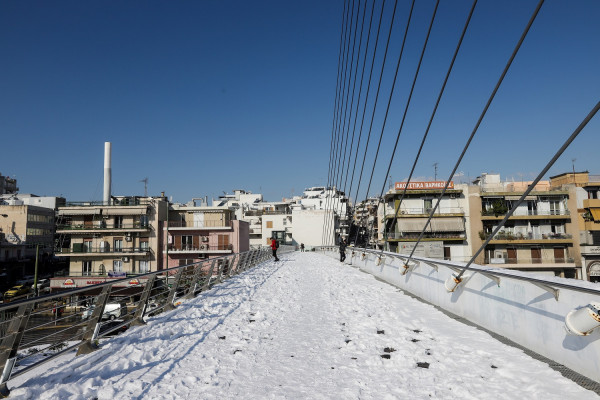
[271, 237, 280, 261]
[300, 243, 305, 252]
[339, 238, 347, 262]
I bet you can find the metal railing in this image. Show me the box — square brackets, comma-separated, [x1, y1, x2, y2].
[167, 244, 233, 252]
[0, 246, 292, 396]
[56, 223, 151, 231]
[167, 221, 232, 229]
[388, 207, 464, 215]
[482, 209, 570, 217]
[56, 246, 151, 254]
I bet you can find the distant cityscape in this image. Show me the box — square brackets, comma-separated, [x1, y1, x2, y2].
[1, 144, 599, 302]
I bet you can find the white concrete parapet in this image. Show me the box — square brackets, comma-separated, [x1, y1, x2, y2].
[320, 247, 600, 383]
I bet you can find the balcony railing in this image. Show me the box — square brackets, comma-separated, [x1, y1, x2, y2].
[388, 207, 464, 216]
[62, 198, 152, 207]
[485, 256, 575, 265]
[167, 221, 232, 229]
[57, 223, 150, 231]
[479, 231, 573, 241]
[385, 232, 466, 240]
[167, 244, 233, 252]
[481, 209, 570, 217]
[56, 246, 151, 255]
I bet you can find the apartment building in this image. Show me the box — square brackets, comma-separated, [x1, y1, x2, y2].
[165, 205, 248, 268]
[351, 197, 379, 247]
[0, 200, 56, 262]
[381, 181, 472, 261]
[474, 174, 577, 278]
[550, 171, 600, 282]
[55, 196, 168, 279]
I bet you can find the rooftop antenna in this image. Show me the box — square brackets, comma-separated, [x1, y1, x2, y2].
[572, 158, 576, 181]
[140, 177, 148, 197]
[433, 163, 438, 181]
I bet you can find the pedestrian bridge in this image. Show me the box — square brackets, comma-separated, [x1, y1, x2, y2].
[2, 248, 600, 398]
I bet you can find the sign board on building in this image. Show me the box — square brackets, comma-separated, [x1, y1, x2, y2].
[581, 246, 600, 255]
[395, 181, 454, 190]
[397, 241, 444, 259]
[51, 277, 149, 289]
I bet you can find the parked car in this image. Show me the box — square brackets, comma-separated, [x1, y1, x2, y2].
[31, 279, 50, 292]
[4, 285, 31, 299]
[81, 303, 124, 321]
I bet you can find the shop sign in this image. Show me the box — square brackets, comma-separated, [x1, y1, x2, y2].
[395, 181, 454, 190]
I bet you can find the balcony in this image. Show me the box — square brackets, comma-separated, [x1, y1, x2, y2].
[56, 222, 151, 234]
[386, 207, 464, 218]
[167, 244, 233, 254]
[385, 232, 466, 241]
[481, 209, 570, 220]
[583, 199, 600, 209]
[485, 256, 575, 265]
[166, 221, 232, 230]
[479, 231, 573, 244]
[56, 245, 151, 257]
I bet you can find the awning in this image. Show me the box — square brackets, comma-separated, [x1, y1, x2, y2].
[397, 218, 429, 232]
[430, 217, 465, 232]
[505, 195, 536, 201]
[102, 207, 148, 216]
[59, 208, 102, 216]
[590, 208, 600, 221]
[397, 217, 464, 232]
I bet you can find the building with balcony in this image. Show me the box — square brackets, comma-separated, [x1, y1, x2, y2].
[55, 196, 168, 277]
[550, 171, 600, 282]
[382, 181, 472, 261]
[0, 172, 18, 195]
[475, 173, 577, 278]
[351, 197, 379, 247]
[164, 205, 248, 269]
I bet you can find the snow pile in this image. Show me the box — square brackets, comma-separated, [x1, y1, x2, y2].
[10, 253, 598, 399]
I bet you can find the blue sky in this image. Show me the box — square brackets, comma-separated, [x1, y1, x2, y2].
[1, 1, 599, 204]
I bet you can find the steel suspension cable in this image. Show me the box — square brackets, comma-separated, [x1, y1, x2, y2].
[327, 0, 360, 243]
[370, 0, 440, 254]
[385, 0, 478, 241]
[402, 0, 545, 263]
[360, 0, 415, 246]
[322, 0, 350, 245]
[455, 100, 600, 280]
[349, 0, 399, 245]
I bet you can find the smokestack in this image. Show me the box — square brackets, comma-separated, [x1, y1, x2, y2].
[103, 142, 112, 204]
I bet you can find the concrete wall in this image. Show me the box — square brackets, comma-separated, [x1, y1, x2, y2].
[320, 248, 600, 383]
[292, 209, 334, 248]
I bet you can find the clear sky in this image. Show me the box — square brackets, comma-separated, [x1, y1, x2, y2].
[1, 1, 599, 204]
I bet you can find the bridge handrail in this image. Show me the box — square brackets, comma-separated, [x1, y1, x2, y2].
[0, 245, 292, 396]
[317, 246, 600, 296]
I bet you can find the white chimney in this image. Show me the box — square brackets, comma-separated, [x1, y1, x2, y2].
[103, 142, 112, 204]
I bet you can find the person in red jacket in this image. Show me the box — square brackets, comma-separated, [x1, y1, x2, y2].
[270, 237, 280, 261]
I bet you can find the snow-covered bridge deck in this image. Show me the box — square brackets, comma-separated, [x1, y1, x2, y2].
[11, 253, 599, 399]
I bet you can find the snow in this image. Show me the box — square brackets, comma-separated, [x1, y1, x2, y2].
[9, 253, 599, 399]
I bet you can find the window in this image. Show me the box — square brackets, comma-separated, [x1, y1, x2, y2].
[83, 239, 93, 252]
[83, 261, 92, 276]
[549, 200, 561, 215]
[114, 216, 123, 228]
[113, 260, 123, 272]
[424, 199, 433, 213]
[139, 260, 150, 273]
[114, 239, 123, 252]
[218, 235, 230, 250]
[139, 215, 149, 228]
[182, 235, 193, 250]
[267, 221, 273, 228]
[140, 239, 149, 251]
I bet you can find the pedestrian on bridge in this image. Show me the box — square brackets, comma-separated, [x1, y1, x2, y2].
[271, 237, 279, 262]
[339, 238, 347, 262]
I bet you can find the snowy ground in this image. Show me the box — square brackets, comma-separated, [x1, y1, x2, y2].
[9, 252, 599, 399]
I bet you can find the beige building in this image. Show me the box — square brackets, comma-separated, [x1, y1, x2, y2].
[0, 202, 55, 262]
[550, 171, 600, 282]
[55, 196, 168, 277]
[165, 205, 249, 268]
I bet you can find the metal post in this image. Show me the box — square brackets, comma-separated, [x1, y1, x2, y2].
[77, 286, 112, 356]
[227, 254, 238, 278]
[164, 268, 184, 312]
[130, 275, 156, 327]
[0, 303, 33, 397]
[202, 259, 217, 291]
[33, 244, 39, 298]
[185, 262, 205, 299]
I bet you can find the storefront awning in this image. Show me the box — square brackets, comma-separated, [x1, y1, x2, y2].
[397, 217, 464, 232]
[590, 208, 600, 221]
[102, 207, 148, 216]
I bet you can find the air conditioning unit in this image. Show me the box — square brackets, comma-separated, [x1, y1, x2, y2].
[122, 256, 129, 262]
[125, 235, 132, 242]
[199, 244, 207, 250]
[202, 236, 209, 242]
